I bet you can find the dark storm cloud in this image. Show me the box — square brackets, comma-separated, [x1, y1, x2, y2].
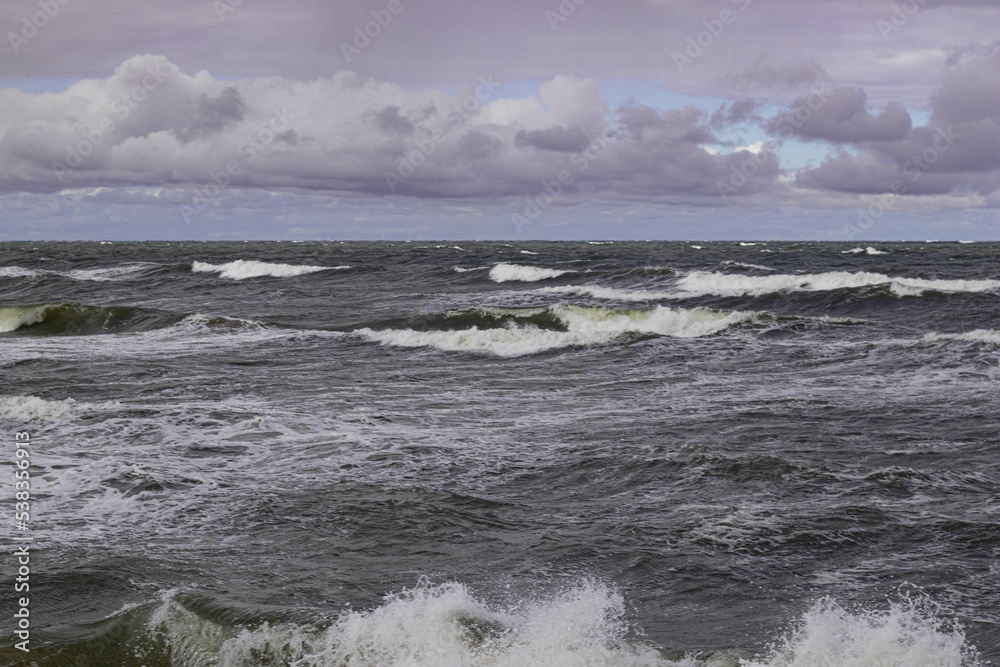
[794, 52, 1000, 198]
[0, 0, 998, 218]
[372, 106, 415, 136]
[767, 88, 912, 143]
[515, 126, 590, 153]
[724, 58, 831, 92]
[0, 55, 786, 203]
[1, 0, 996, 106]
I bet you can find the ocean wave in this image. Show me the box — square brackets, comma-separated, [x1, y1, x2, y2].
[743, 597, 979, 667]
[539, 284, 673, 302]
[720, 261, 774, 272]
[355, 304, 760, 356]
[0, 394, 121, 422]
[921, 329, 1000, 346]
[0, 302, 186, 335]
[489, 263, 571, 283]
[191, 259, 349, 280]
[843, 247, 888, 255]
[0, 262, 159, 281]
[39, 583, 980, 666]
[676, 271, 1000, 298]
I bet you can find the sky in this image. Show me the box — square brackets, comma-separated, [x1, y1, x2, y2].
[0, 0, 998, 240]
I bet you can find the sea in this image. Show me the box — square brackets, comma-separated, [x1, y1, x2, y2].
[0, 240, 997, 667]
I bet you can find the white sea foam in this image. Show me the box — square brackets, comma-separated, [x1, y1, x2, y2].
[921, 329, 1000, 346]
[0, 315, 342, 365]
[0, 395, 120, 421]
[0, 266, 41, 278]
[744, 598, 979, 667]
[720, 261, 774, 271]
[453, 266, 489, 273]
[191, 260, 348, 280]
[355, 305, 758, 356]
[0, 305, 50, 332]
[64, 263, 159, 281]
[489, 263, 571, 283]
[141, 583, 981, 667]
[843, 247, 887, 255]
[676, 271, 1000, 298]
[0, 263, 156, 281]
[519, 250, 539, 255]
[151, 581, 675, 667]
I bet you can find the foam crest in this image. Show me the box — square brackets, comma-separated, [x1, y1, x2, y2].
[142, 584, 981, 667]
[0, 266, 41, 278]
[843, 247, 887, 255]
[192, 260, 348, 280]
[0, 394, 121, 422]
[489, 263, 571, 282]
[154, 581, 680, 667]
[0, 304, 49, 332]
[0, 263, 158, 281]
[554, 304, 757, 338]
[355, 305, 757, 356]
[921, 329, 1000, 346]
[676, 271, 1000, 298]
[745, 598, 980, 667]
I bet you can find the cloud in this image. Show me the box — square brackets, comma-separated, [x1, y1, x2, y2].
[767, 88, 912, 143]
[0, 55, 785, 204]
[792, 52, 1000, 198]
[724, 57, 831, 92]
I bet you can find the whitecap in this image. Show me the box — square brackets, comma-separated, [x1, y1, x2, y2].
[676, 271, 1000, 298]
[488, 263, 571, 283]
[191, 259, 348, 280]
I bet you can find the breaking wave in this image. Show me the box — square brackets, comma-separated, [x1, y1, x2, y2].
[191, 260, 349, 280]
[921, 329, 1000, 346]
[843, 247, 888, 255]
[0, 394, 121, 422]
[676, 271, 1000, 298]
[21, 582, 980, 667]
[0, 302, 186, 335]
[0, 263, 161, 281]
[354, 304, 762, 356]
[488, 263, 572, 283]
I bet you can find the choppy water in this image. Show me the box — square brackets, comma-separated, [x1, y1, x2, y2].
[0, 240, 997, 666]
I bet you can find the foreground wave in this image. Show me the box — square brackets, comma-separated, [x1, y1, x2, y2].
[5, 581, 979, 667]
